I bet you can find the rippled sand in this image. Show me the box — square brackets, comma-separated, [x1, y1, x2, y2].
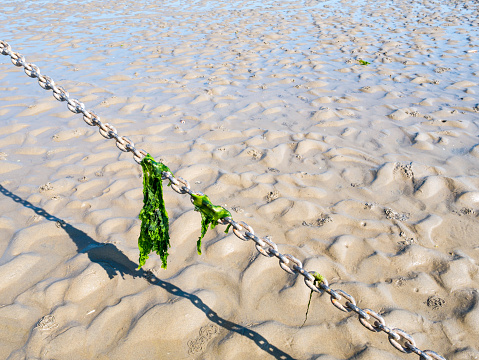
[1, 0, 479, 359]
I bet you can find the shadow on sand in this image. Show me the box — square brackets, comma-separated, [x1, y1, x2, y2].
[0, 184, 296, 360]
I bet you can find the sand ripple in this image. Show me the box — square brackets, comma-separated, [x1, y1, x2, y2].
[2, 0, 479, 359]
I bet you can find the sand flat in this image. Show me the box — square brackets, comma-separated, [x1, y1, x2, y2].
[1, 0, 479, 359]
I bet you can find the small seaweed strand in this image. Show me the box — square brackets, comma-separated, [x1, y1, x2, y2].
[301, 272, 324, 328]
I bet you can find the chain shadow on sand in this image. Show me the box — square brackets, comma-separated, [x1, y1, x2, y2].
[0, 184, 296, 360]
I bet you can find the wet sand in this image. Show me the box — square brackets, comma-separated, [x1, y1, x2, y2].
[1, 0, 479, 359]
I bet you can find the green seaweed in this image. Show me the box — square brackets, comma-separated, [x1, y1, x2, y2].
[138, 154, 172, 269]
[191, 193, 232, 255]
[358, 59, 370, 65]
[301, 272, 325, 327]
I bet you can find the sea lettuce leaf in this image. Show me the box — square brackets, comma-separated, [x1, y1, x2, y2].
[138, 154, 172, 269]
[191, 193, 232, 255]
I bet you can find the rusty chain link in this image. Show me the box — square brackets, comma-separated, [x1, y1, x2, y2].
[0, 40, 447, 360]
[0, 40, 147, 164]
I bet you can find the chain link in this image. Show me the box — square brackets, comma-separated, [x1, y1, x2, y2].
[0, 40, 147, 164]
[330, 288, 354, 312]
[0, 39, 447, 360]
[173, 176, 193, 195]
[389, 328, 417, 353]
[257, 236, 278, 257]
[359, 308, 385, 332]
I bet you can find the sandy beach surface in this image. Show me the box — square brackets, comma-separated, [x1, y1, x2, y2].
[1, 0, 479, 359]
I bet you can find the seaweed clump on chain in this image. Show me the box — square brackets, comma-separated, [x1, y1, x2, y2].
[138, 154, 171, 269]
[191, 193, 232, 255]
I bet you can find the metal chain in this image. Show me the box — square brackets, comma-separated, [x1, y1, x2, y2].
[0, 40, 148, 164]
[0, 40, 447, 360]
